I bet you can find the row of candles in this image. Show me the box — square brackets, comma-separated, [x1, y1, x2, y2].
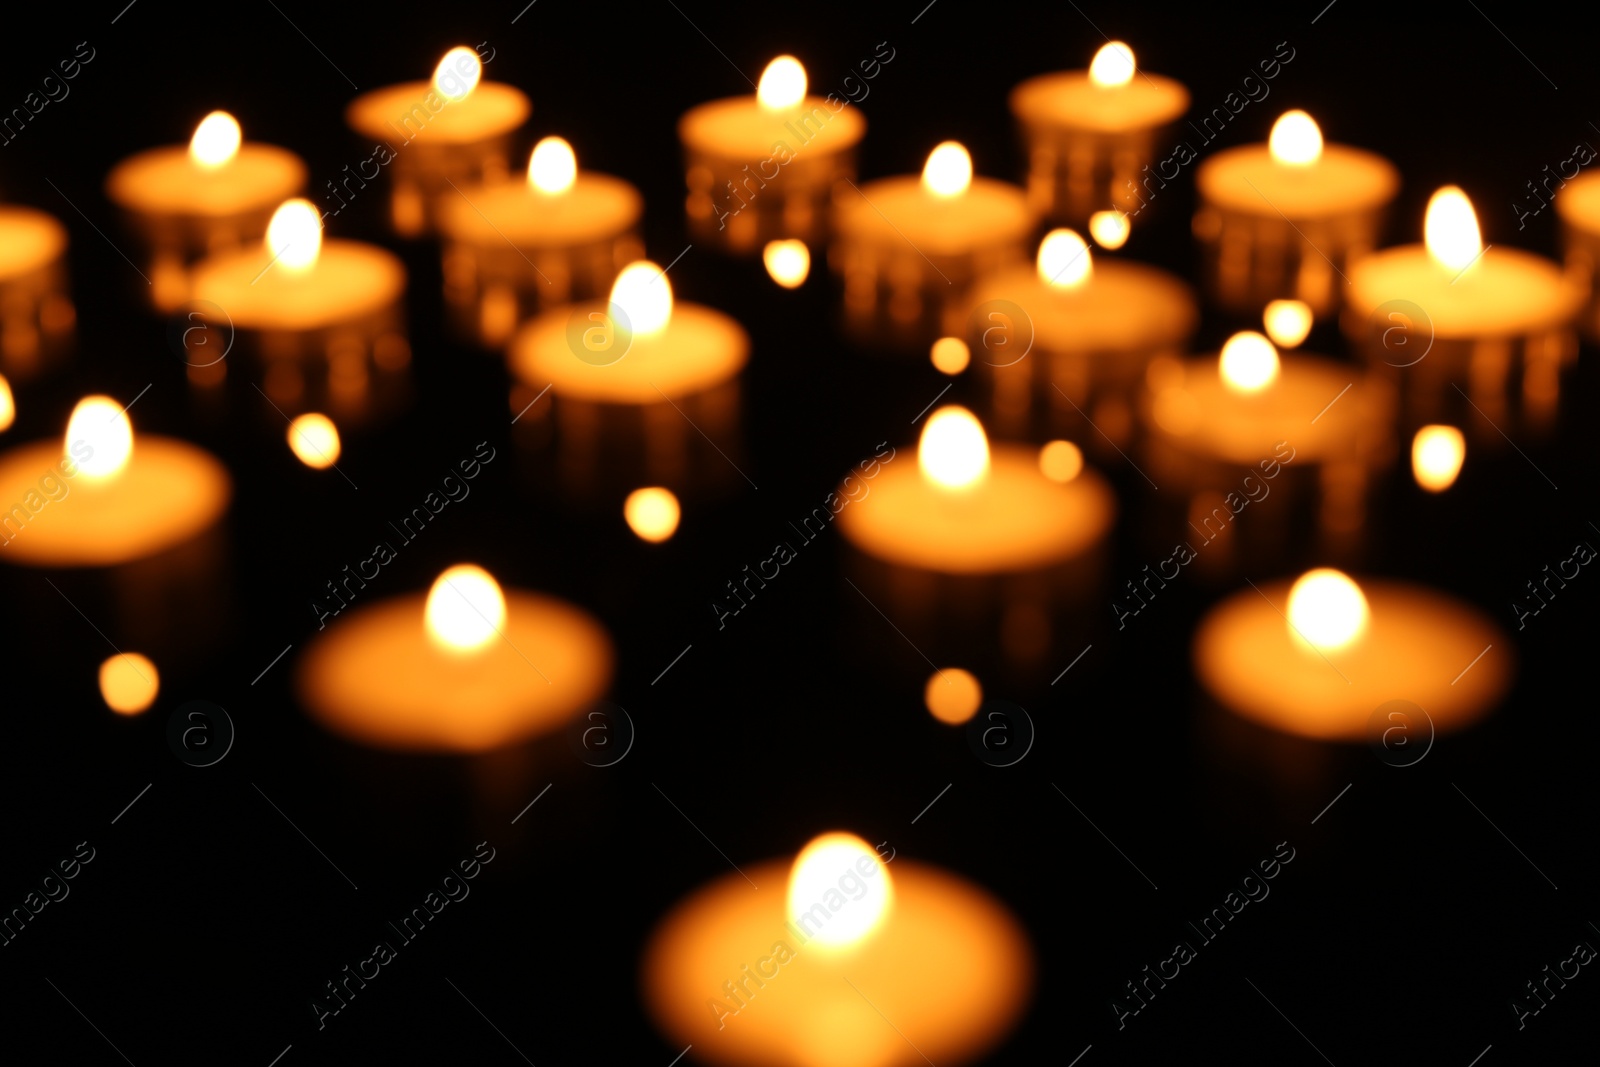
[0, 42, 1565, 1067]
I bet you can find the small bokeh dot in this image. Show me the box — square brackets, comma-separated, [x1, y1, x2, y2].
[930, 336, 971, 375]
[624, 487, 682, 543]
[1038, 440, 1084, 483]
[100, 653, 159, 715]
[925, 668, 982, 724]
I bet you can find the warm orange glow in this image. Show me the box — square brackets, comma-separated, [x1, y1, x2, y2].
[1088, 42, 1136, 87]
[925, 668, 982, 724]
[66, 396, 132, 480]
[425, 565, 507, 653]
[432, 46, 482, 101]
[762, 239, 811, 288]
[624, 487, 681, 542]
[1287, 568, 1369, 651]
[188, 111, 241, 169]
[1037, 228, 1092, 288]
[918, 406, 989, 490]
[287, 413, 341, 469]
[1038, 440, 1084, 483]
[100, 653, 158, 714]
[527, 136, 577, 195]
[1088, 210, 1130, 249]
[1218, 331, 1280, 393]
[757, 55, 807, 111]
[1425, 186, 1483, 273]
[267, 199, 322, 271]
[922, 142, 972, 198]
[1269, 110, 1323, 166]
[787, 832, 893, 947]
[1263, 299, 1313, 348]
[1412, 425, 1465, 492]
[609, 261, 672, 337]
[930, 336, 970, 375]
[0, 375, 13, 432]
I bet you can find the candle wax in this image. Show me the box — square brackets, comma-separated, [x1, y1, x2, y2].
[835, 177, 1031, 256]
[439, 174, 642, 247]
[1010, 71, 1188, 132]
[1198, 145, 1398, 218]
[965, 260, 1195, 354]
[106, 145, 305, 218]
[837, 446, 1114, 574]
[346, 82, 530, 144]
[1347, 246, 1582, 339]
[510, 304, 748, 403]
[0, 208, 67, 282]
[190, 240, 406, 331]
[679, 96, 865, 161]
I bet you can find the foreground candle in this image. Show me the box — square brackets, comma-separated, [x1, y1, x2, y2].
[1552, 170, 1600, 338]
[297, 565, 613, 752]
[834, 142, 1032, 348]
[1010, 42, 1189, 226]
[1195, 111, 1398, 318]
[1196, 568, 1509, 741]
[440, 136, 643, 346]
[0, 203, 74, 380]
[680, 55, 866, 253]
[106, 111, 307, 310]
[643, 832, 1032, 1067]
[346, 46, 530, 236]
[1346, 186, 1582, 437]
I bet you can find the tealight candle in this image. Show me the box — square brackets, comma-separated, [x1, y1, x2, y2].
[345, 46, 531, 237]
[1194, 568, 1510, 740]
[105, 111, 307, 311]
[189, 199, 409, 423]
[1345, 186, 1583, 438]
[960, 228, 1197, 446]
[643, 832, 1032, 1067]
[680, 56, 866, 253]
[836, 407, 1114, 672]
[1010, 42, 1189, 226]
[1552, 171, 1600, 338]
[439, 136, 644, 347]
[508, 259, 749, 494]
[1195, 111, 1398, 318]
[1141, 331, 1393, 560]
[833, 142, 1033, 349]
[296, 564, 613, 753]
[0, 204, 74, 381]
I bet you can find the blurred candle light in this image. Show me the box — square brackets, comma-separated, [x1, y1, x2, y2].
[425, 564, 506, 653]
[1038, 439, 1083, 483]
[1218, 330, 1280, 394]
[1263, 298, 1313, 348]
[1411, 425, 1465, 492]
[919, 406, 990, 489]
[624, 486, 681, 543]
[1424, 185, 1483, 274]
[924, 668, 982, 724]
[1087, 210, 1129, 249]
[762, 239, 811, 288]
[1088, 41, 1136, 87]
[1268, 109, 1323, 166]
[528, 136, 578, 195]
[929, 336, 970, 375]
[433, 46, 483, 101]
[287, 413, 340, 469]
[0, 375, 14, 432]
[1037, 228, 1092, 288]
[100, 653, 159, 715]
[266, 198, 322, 271]
[756, 55, 807, 111]
[922, 141, 974, 198]
[188, 110, 242, 169]
[1286, 567, 1369, 651]
[787, 833, 893, 946]
[66, 396, 133, 480]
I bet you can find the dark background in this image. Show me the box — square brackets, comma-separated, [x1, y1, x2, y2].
[2, 2, 1597, 1065]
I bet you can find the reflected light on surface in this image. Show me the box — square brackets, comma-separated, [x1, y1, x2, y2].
[624, 487, 681, 543]
[66, 396, 132, 480]
[918, 406, 989, 490]
[267, 199, 322, 271]
[1089, 42, 1136, 87]
[1425, 186, 1483, 274]
[1218, 331, 1280, 394]
[929, 336, 970, 375]
[1037, 228, 1092, 288]
[1088, 210, 1130, 249]
[1412, 425, 1465, 492]
[188, 111, 241, 169]
[1269, 110, 1323, 166]
[787, 832, 893, 947]
[609, 261, 673, 337]
[757, 55, 808, 111]
[921, 142, 972, 198]
[762, 239, 811, 288]
[287, 413, 341, 469]
[528, 137, 577, 195]
[425, 565, 506, 653]
[100, 653, 158, 714]
[433, 47, 482, 101]
[1287, 568, 1369, 651]
[1263, 299, 1313, 348]
[1038, 439, 1084, 483]
[925, 668, 982, 724]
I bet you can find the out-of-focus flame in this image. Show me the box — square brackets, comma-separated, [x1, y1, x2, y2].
[608, 261, 673, 337]
[757, 55, 807, 111]
[1037, 228, 1092, 288]
[189, 111, 241, 168]
[267, 199, 322, 271]
[1263, 299, 1313, 348]
[1089, 42, 1136, 87]
[425, 565, 506, 653]
[1038, 439, 1083, 483]
[528, 137, 577, 195]
[787, 832, 894, 947]
[66, 395, 133, 480]
[1287, 568, 1369, 651]
[762, 239, 811, 288]
[1269, 110, 1323, 166]
[922, 141, 972, 198]
[433, 47, 483, 101]
[288, 413, 341, 469]
[99, 653, 158, 714]
[930, 337, 970, 375]
[918, 406, 989, 490]
[1088, 210, 1130, 249]
[925, 668, 982, 724]
[624, 487, 681, 543]
[1412, 425, 1465, 492]
[1425, 186, 1483, 273]
[1218, 331, 1280, 394]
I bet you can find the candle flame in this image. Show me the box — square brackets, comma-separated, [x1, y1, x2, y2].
[762, 239, 811, 288]
[609, 261, 673, 337]
[99, 653, 158, 715]
[528, 137, 577, 195]
[1088, 210, 1130, 250]
[757, 55, 807, 111]
[1037, 228, 1093, 289]
[624, 487, 681, 543]
[924, 668, 982, 724]
[267, 199, 322, 272]
[287, 413, 341, 469]
[1287, 568, 1369, 651]
[1088, 41, 1136, 87]
[1412, 425, 1465, 492]
[1039, 439, 1083, 483]
[921, 141, 972, 198]
[787, 832, 893, 948]
[0, 374, 13, 432]
[1218, 331, 1280, 394]
[189, 111, 242, 169]
[66, 395, 133, 480]
[433, 46, 483, 101]
[1424, 186, 1483, 273]
[1269, 110, 1323, 166]
[1263, 299, 1313, 348]
[425, 564, 506, 653]
[930, 336, 970, 375]
[918, 405, 989, 490]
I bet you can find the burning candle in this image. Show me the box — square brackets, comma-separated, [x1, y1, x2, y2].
[624, 486, 682, 543]
[680, 56, 866, 253]
[1010, 42, 1189, 226]
[0, 204, 74, 381]
[1195, 111, 1398, 319]
[1555, 171, 1600, 338]
[1411, 424, 1464, 492]
[834, 142, 1033, 349]
[1194, 568, 1510, 740]
[439, 136, 644, 346]
[105, 111, 307, 311]
[643, 831, 1032, 1067]
[99, 652, 159, 715]
[961, 228, 1196, 445]
[346, 46, 530, 236]
[189, 199, 409, 423]
[1346, 186, 1583, 439]
[296, 564, 613, 752]
[508, 259, 749, 493]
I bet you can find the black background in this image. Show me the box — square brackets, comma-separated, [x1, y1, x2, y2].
[1, 2, 1597, 1065]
